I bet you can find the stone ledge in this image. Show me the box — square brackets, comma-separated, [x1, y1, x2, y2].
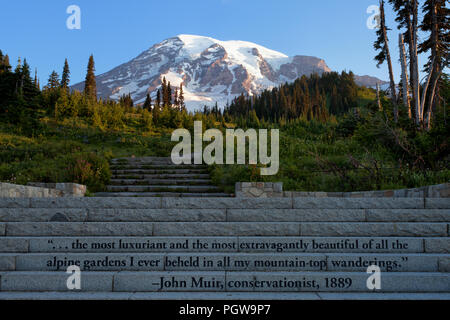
[0, 182, 86, 198]
[27, 183, 86, 197]
[235, 182, 283, 198]
[0, 291, 449, 300]
[236, 182, 450, 198]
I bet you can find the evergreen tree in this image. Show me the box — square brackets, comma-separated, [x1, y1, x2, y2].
[389, 0, 421, 123]
[14, 57, 22, 74]
[0, 50, 11, 74]
[84, 55, 97, 100]
[174, 88, 179, 107]
[4, 54, 10, 71]
[47, 71, 60, 89]
[374, 0, 398, 115]
[61, 58, 70, 89]
[162, 77, 168, 106]
[119, 93, 133, 109]
[20, 59, 39, 100]
[167, 81, 172, 107]
[153, 92, 161, 124]
[419, 0, 449, 127]
[179, 83, 185, 110]
[156, 89, 161, 108]
[34, 68, 38, 88]
[143, 93, 152, 111]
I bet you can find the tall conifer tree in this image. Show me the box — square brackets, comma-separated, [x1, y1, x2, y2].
[84, 55, 97, 100]
[143, 93, 152, 111]
[374, 0, 398, 121]
[419, 0, 449, 127]
[167, 81, 172, 107]
[162, 77, 168, 106]
[61, 58, 70, 89]
[47, 71, 60, 89]
[179, 83, 185, 110]
[156, 89, 161, 108]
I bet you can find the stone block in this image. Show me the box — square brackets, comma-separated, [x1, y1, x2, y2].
[1, 271, 113, 292]
[438, 257, 450, 272]
[0, 255, 15, 271]
[325, 253, 440, 272]
[425, 198, 450, 209]
[299, 223, 446, 237]
[15, 253, 165, 271]
[164, 253, 327, 272]
[87, 209, 226, 222]
[366, 209, 450, 222]
[294, 198, 424, 209]
[28, 237, 240, 253]
[5, 222, 154, 236]
[0, 198, 30, 208]
[224, 271, 450, 292]
[227, 209, 365, 222]
[30, 198, 162, 209]
[0, 238, 28, 252]
[162, 198, 292, 209]
[153, 222, 299, 236]
[113, 271, 226, 292]
[424, 238, 450, 253]
[238, 237, 424, 253]
[0, 208, 87, 222]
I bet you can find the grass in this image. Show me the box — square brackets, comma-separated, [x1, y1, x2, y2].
[209, 119, 450, 193]
[0, 116, 175, 193]
[1, 105, 448, 194]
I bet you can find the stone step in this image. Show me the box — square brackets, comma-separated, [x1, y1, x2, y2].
[0, 271, 448, 292]
[110, 157, 172, 163]
[226, 209, 450, 222]
[112, 169, 209, 175]
[1, 291, 449, 300]
[1, 197, 444, 209]
[2, 236, 448, 254]
[110, 165, 208, 170]
[111, 174, 211, 180]
[105, 185, 221, 193]
[109, 179, 213, 186]
[94, 192, 233, 198]
[2, 222, 448, 237]
[1, 253, 448, 272]
[1, 208, 449, 223]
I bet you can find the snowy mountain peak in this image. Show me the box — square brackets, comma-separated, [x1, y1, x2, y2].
[71, 35, 358, 111]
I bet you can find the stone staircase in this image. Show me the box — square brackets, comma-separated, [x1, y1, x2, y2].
[0, 197, 449, 300]
[95, 157, 231, 197]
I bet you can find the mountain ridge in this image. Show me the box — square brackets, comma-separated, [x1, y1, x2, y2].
[71, 35, 387, 110]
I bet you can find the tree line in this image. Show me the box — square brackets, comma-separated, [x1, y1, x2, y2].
[374, 0, 448, 129]
[223, 71, 359, 123]
[0, 51, 194, 132]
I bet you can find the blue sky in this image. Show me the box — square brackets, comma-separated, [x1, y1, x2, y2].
[0, 0, 430, 85]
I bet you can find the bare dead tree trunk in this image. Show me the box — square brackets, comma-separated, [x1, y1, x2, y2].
[420, 59, 434, 121]
[376, 83, 383, 112]
[399, 34, 411, 118]
[402, 0, 419, 123]
[426, 0, 440, 130]
[426, 66, 443, 130]
[403, 0, 422, 125]
[405, 1, 415, 104]
[379, 0, 398, 121]
[383, 36, 398, 121]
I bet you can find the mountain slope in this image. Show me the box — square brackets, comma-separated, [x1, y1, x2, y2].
[71, 35, 385, 111]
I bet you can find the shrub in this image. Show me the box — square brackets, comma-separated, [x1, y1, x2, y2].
[66, 152, 111, 192]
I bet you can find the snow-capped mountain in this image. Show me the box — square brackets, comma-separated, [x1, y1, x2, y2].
[71, 35, 384, 111]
